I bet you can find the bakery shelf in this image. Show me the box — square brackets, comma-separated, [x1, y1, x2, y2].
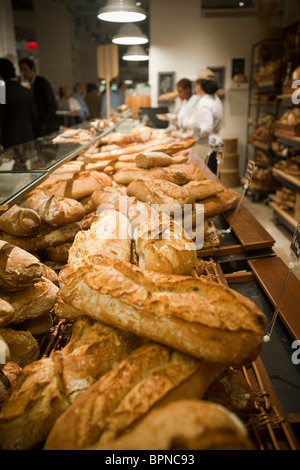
[275, 132, 300, 148]
[272, 167, 300, 193]
[269, 201, 298, 232]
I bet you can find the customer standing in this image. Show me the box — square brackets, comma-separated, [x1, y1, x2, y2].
[19, 58, 59, 137]
[72, 83, 90, 121]
[0, 58, 36, 149]
[85, 83, 102, 119]
[194, 68, 224, 174]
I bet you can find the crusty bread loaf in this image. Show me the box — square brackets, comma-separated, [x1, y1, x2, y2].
[133, 211, 197, 275]
[0, 362, 21, 406]
[68, 210, 132, 272]
[0, 316, 141, 450]
[44, 342, 223, 450]
[113, 167, 189, 186]
[44, 243, 73, 264]
[0, 215, 94, 253]
[127, 178, 195, 212]
[1, 280, 58, 324]
[13, 313, 53, 337]
[41, 264, 59, 286]
[183, 180, 225, 201]
[53, 171, 112, 200]
[56, 255, 266, 367]
[168, 162, 207, 182]
[203, 189, 240, 219]
[26, 190, 85, 227]
[0, 299, 15, 328]
[0, 241, 43, 292]
[0, 329, 39, 368]
[135, 152, 174, 169]
[86, 400, 254, 451]
[0, 205, 41, 238]
[91, 186, 130, 213]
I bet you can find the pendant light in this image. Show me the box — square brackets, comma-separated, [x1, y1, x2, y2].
[122, 45, 149, 61]
[112, 23, 148, 45]
[98, 0, 147, 23]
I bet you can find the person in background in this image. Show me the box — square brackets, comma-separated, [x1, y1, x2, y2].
[56, 86, 81, 116]
[100, 82, 121, 118]
[176, 78, 200, 129]
[0, 58, 36, 149]
[72, 82, 90, 121]
[85, 83, 101, 119]
[19, 57, 58, 137]
[194, 68, 224, 174]
[117, 81, 127, 106]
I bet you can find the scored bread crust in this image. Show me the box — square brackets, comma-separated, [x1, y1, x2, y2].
[57, 256, 266, 367]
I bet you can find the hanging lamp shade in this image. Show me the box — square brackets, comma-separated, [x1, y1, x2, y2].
[112, 23, 148, 45]
[98, 0, 147, 23]
[122, 45, 149, 61]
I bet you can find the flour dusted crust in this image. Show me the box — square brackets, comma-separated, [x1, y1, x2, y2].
[57, 255, 266, 367]
[183, 180, 225, 201]
[44, 342, 223, 450]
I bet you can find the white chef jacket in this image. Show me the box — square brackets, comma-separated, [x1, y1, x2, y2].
[176, 94, 200, 129]
[193, 93, 223, 146]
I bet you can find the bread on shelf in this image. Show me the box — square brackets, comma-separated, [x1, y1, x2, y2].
[0, 205, 41, 238]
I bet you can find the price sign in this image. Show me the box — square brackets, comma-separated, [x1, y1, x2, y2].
[290, 222, 300, 262]
[216, 142, 225, 164]
[243, 160, 255, 186]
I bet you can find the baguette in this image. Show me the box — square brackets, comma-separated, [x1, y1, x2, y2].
[183, 180, 225, 201]
[168, 162, 207, 182]
[56, 255, 266, 367]
[0, 205, 41, 238]
[86, 400, 254, 451]
[0, 316, 141, 450]
[0, 241, 43, 292]
[68, 210, 132, 272]
[203, 189, 240, 219]
[26, 190, 85, 227]
[133, 211, 197, 275]
[1, 280, 58, 324]
[54, 172, 112, 200]
[135, 152, 175, 169]
[44, 342, 223, 450]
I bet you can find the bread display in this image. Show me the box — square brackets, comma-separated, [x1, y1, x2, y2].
[183, 180, 225, 201]
[0, 299, 15, 328]
[44, 343, 224, 450]
[86, 400, 254, 451]
[202, 189, 240, 219]
[56, 255, 266, 367]
[135, 152, 175, 169]
[0, 205, 41, 238]
[0, 316, 141, 450]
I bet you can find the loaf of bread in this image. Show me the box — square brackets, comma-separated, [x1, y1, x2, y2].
[68, 210, 132, 272]
[0, 205, 41, 238]
[0, 215, 94, 253]
[13, 313, 53, 337]
[127, 178, 195, 213]
[26, 190, 85, 227]
[57, 255, 266, 367]
[0, 299, 15, 328]
[203, 189, 240, 219]
[0, 362, 21, 406]
[1, 279, 58, 324]
[86, 400, 254, 451]
[53, 171, 112, 200]
[168, 162, 207, 182]
[44, 342, 224, 450]
[0, 316, 141, 450]
[183, 180, 225, 201]
[91, 186, 129, 213]
[133, 211, 197, 275]
[44, 243, 73, 264]
[135, 152, 175, 169]
[0, 241, 43, 292]
[0, 328, 39, 368]
[113, 167, 189, 186]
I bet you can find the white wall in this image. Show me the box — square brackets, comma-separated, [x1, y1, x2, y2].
[0, 0, 18, 68]
[149, 0, 259, 171]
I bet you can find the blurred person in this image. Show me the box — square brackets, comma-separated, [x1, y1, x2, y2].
[85, 83, 101, 119]
[100, 82, 121, 117]
[176, 78, 199, 129]
[56, 86, 81, 116]
[72, 82, 90, 121]
[0, 58, 36, 149]
[117, 81, 127, 106]
[19, 57, 58, 137]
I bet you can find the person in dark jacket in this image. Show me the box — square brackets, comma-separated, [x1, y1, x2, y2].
[19, 57, 59, 137]
[0, 58, 36, 149]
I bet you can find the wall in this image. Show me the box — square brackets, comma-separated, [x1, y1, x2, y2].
[149, 0, 259, 173]
[0, 0, 18, 68]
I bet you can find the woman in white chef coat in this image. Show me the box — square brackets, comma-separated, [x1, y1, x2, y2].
[176, 78, 200, 129]
[194, 68, 224, 174]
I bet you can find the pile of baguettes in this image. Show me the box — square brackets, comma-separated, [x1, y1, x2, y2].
[0, 126, 266, 451]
